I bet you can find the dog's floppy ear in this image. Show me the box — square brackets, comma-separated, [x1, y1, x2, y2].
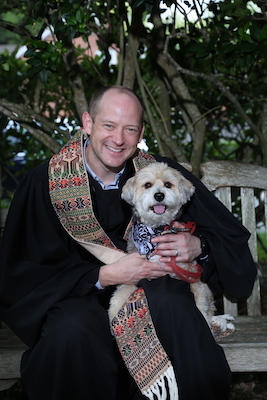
[121, 175, 136, 206]
[175, 171, 195, 204]
[178, 174, 195, 205]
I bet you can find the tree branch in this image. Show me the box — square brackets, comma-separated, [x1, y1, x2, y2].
[156, 52, 206, 174]
[62, 45, 89, 119]
[0, 99, 62, 153]
[143, 79, 188, 162]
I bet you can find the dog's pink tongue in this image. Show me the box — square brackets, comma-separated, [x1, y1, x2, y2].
[153, 205, 166, 214]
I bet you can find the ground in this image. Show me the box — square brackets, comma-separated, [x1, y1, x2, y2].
[231, 373, 267, 399]
[1, 375, 267, 399]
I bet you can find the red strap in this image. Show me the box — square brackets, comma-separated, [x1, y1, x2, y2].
[168, 257, 203, 283]
[167, 221, 202, 283]
[183, 221, 196, 234]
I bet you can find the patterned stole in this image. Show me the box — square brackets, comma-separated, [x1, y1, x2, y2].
[48, 130, 179, 399]
[110, 288, 179, 400]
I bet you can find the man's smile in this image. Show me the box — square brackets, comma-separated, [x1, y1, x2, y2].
[106, 145, 123, 153]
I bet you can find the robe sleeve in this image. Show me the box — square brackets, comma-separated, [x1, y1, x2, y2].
[154, 155, 257, 298]
[0, 162, 103, 347]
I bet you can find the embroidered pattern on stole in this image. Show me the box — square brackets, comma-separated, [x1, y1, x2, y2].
[111, 288, 179, 399]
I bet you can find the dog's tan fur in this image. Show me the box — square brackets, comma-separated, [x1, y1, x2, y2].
[109, 163, 233, 332]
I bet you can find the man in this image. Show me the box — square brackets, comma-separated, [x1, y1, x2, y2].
[0, 86, 256, 400]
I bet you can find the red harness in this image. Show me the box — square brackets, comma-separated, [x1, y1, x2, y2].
[160, 221, 203, 283]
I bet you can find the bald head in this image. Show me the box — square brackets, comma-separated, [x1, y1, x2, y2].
[88, 86, 144, 127]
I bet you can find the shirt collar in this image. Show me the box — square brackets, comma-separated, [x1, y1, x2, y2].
[83, 138, 125, 190]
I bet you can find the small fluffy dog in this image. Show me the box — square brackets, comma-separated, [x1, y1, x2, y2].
[109, 162, 234, 334]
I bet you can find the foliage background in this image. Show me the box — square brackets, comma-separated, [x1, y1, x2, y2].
[0, 0, 266, 254]
[1, 0, 267, 197]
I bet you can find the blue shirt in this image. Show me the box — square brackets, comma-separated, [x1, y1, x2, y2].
[83, 138, 125, 190]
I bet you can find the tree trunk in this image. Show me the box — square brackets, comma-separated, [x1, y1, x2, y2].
[157, 52, 206, 175]
[62, 45, 89, 119]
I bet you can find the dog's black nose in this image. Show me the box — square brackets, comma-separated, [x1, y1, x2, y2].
[154, 192, 164, 202]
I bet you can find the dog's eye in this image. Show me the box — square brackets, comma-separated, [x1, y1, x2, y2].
[144, 182, 152, 189]
[164, 182, 172, 188]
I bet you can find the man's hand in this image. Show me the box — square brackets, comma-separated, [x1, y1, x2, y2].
[151, 221, 202, 264]
[98, 252, 173, 287]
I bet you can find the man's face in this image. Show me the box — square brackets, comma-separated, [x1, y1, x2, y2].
[83, 90, 144, 175]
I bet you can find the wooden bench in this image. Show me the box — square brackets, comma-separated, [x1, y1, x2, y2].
[0, 326, 26, 391]
[0, 161, 267, 391]
[200, 161, 267, 372]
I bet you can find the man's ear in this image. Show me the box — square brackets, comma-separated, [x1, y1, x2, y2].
[138, 123, 145, 143]
[82, 112, 93, 135]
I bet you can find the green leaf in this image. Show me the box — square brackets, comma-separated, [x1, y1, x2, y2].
[196, 48, 210, 58]
[51, 52, 59, 62]
[50, 11, 60, 26]
[238, 41, 256, 53]
[33, 0, 43, 16]
[76, 9, 83, 23]
[0, 55, 8, 64]
[224, 54, 236, 66]
[250, 23, 262, 42]
[223, 43, 236, 54]
[67, 15, 77, 25]
[237, 26, 251, 42]
[260, 24, 267, 41]
[24, 47, 36, 57]
[41, 52, 51, 60]
[39, 68, 49, 83]
[27, 58, 42, 67]
[2, 63, 10, 71]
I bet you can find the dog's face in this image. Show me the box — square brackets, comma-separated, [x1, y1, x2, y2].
[122, 162, 195, 227]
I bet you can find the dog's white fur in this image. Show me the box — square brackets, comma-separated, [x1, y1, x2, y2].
[108, 163, 234, 332]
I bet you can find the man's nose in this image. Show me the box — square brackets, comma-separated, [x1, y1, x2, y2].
[112, 128, 124, 145]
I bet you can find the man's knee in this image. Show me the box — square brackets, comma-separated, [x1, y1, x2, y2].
[44, 295, 111, 345]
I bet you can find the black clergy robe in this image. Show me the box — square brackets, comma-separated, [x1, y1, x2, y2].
[0, 154, 257, 400]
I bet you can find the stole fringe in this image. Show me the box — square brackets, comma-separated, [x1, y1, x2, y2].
[142, 365, 179, 400]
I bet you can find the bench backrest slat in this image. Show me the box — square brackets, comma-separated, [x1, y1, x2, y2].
[201, 161, 267, 317]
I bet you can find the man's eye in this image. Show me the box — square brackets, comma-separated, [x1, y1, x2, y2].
[144, 182, 152, 189]
[126, 127, 138, 134]
[164, 182, 172, 188]
[104, 124, 113, 129]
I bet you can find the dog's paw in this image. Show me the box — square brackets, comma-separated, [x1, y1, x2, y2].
[211, 314, 235, 331]
[210, 314, 235, 339]
[220, 313, 235, 321]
